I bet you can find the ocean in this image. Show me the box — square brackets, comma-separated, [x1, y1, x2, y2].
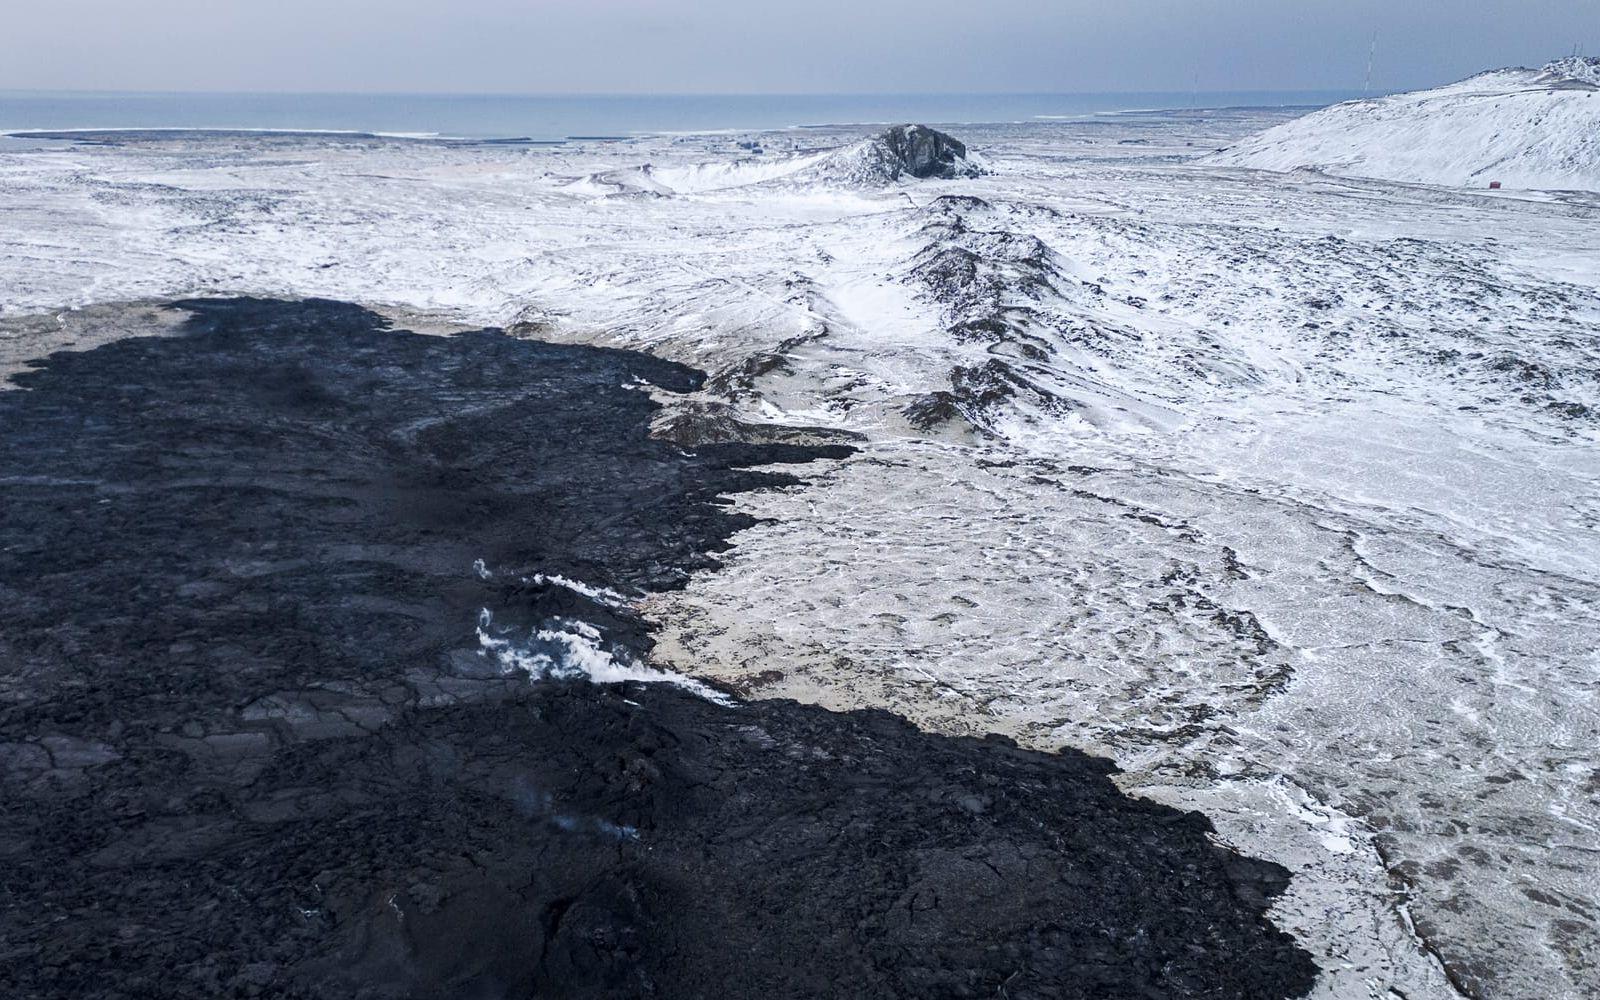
[0, 89, 1361, 140]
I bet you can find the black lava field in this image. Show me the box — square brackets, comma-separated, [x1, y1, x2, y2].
[0, 298, 1316, 999]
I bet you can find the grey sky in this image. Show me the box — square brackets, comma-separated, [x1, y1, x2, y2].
[2, 1, 1592, 94]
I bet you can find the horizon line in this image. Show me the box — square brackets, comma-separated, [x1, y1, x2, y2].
[0, 85, 1371, 100]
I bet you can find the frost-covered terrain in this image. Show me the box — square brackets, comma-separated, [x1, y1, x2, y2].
[2, 106, 1598, 1000]
[1211, 57, 1600, 192]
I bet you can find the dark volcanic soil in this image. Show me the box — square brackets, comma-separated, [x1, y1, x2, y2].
[0, 298, 1317, 1000]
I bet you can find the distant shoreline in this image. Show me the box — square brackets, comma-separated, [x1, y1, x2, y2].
[0, 89, 1361, 143]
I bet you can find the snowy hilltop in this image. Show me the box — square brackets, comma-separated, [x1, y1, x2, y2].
[1210, 57, 1600, 191]
[809, 124, 987, 184]
[1539, 55, 1600, 86]
[565, 124, 984, 196]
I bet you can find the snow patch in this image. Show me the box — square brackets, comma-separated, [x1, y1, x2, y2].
[524, 572, 632, 609]
[475, 609, 730, 703]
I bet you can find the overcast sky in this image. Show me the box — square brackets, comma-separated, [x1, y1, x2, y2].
[2, 1, 1592, 94]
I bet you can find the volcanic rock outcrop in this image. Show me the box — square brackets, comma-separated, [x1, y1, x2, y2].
[816, 124, 987, 185]
[877, 124, 981, 179]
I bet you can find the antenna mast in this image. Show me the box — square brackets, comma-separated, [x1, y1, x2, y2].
[1364, 31, 1378, 95]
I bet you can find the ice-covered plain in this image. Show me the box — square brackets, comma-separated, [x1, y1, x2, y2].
[2, 101, 1598, 1000]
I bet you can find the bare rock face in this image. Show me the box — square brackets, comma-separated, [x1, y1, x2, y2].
[822, 124, 985, 184]
[879, 124, 978, 179]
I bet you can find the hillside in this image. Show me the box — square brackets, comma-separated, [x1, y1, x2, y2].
[1209, 57, 1600, 191]
[566, 124, 984, 196]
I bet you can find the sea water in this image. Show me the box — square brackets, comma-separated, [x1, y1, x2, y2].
[0, 89, 1360, 140]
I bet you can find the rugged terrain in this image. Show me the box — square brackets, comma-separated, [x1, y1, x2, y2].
[2, 107, 1598, 1000]
[0, 298, 1315, 999]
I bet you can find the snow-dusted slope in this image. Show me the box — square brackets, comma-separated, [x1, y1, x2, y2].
[2, 110, 1598, 1000]
[566, 125, 984, 196]
[1211, 58, 1600, 191]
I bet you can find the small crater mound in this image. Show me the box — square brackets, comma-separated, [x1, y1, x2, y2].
[817, 124, 986, 185]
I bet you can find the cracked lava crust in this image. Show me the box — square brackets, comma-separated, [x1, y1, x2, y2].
[0, 298, 1316, 999]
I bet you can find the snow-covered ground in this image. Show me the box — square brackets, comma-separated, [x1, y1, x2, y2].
[1210, 57, 1600, 192]
[2, 107, 1598, 1000]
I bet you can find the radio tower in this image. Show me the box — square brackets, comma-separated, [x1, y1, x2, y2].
[1364, 31, 1378, 95]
